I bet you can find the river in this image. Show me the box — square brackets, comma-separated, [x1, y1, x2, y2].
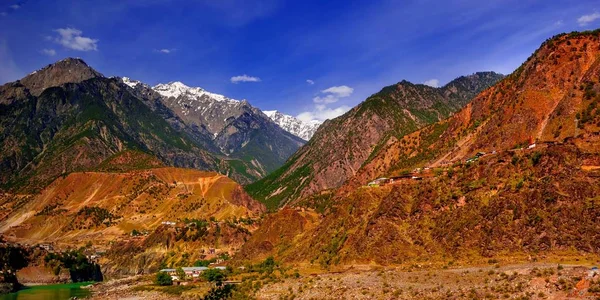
[0, 282, 92, 300]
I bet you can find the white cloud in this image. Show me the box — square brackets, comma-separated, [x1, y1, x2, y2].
[0, 12, 6, 17]
[155, 48, 175, 54]
[41, 49, 56, 56]
[306, 79, 314, 85]
[578, 12, 600, 26]
[9, 4, 19, 9]
[230, 74, 261, 83]
[423, 79, 440, 88]
[313, 85, 354, 104]
[297, 105, 351, 123]
[322, 85, 353, 97]
[300, 84, 354, 122]
[53, 28, 98, 51]
[312, 94, 339, 104]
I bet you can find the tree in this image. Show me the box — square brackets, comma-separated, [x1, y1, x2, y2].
[202, 268, 225, 283]
[0, 245, 29, 271]
[176, 267, 186, 281]
[194, 258, 216, 267]
[155, 271, 172, 286]
[203, 284, 234, 300]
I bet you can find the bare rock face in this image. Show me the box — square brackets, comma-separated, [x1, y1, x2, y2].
[20, 58, 103, 96]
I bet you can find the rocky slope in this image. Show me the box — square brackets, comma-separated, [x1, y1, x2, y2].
[246, 72, 503, 209]
[349, 30, 600, 189]
[0, 167, 264, 244]
[263, 110, 321, 141]
[239, 142, 600, 266]
[236, 30, 600, 267]
[0, 166, 265, 276]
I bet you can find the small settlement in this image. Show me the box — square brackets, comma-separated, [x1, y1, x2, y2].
[367, 175, 422, 187]
[160, 266, 227, 281]
[365, 142, 542, 188]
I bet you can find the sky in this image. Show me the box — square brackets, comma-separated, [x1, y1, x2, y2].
[1, 0, 599, 122]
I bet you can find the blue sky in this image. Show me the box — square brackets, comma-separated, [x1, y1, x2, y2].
[1, 0, 599, 122]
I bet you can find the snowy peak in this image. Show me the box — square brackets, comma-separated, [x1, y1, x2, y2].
[152, 81, 239, 103]
[263, 110, 321, 141]
[121, 77, 143, 89]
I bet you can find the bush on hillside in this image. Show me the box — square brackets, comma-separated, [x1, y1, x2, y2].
[155, 271, 172, 286]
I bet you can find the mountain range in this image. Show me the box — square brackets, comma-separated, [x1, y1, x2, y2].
[0, 58, 316, 191]
[237, 30, 600, 267]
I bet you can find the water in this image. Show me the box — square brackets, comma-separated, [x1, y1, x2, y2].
[0, 282, 93, 300]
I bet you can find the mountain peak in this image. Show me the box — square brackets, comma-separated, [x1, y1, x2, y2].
[120, 77, 145, 89]
[262, 110, 278, 117]
[19, 57, 103, 96]
[262, 110, 321, 141]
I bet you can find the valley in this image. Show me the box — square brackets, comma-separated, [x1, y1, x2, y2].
[1, 4, 600, 298]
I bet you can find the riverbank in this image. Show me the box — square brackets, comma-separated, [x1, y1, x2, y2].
[88, 276, 187, 300]
[85, 262, 600, 299]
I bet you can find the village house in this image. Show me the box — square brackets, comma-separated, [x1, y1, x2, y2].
[38, 243, 54, 252]
[466, 157, 478, 163]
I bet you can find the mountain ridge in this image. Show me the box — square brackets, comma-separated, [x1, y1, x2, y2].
[346, 30, 600, 190]
[246, 71, 504, 209]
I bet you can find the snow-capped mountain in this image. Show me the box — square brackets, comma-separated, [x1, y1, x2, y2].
[151, 81, 249, 135]
[118, 77, 306, 179]
[154, 81, 237, 103]
[263, 110, 321, 141]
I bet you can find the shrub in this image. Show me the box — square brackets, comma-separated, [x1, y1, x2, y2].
[156, 271, 173, 286]
[531, 152, 542, 166]
[259, 256, 278, 274]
